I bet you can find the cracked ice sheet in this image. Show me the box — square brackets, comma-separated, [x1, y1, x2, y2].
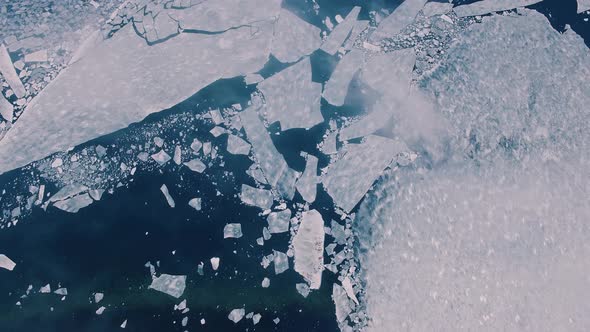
[369, 0, 428, 43]
[292, 210, 325, 289]
[322, 49, 364, 107]
[320, 6, 361, 56]
[53, 193, 94, 213]
[0, 8, 278, 174]
[578, 0, 590, 13]
[453, 0, 542, 17]
[271, 9, 321, 63]
[257, 58, 323, 130]
[0, 44, 26, 99]
[322, 135, 405, 212]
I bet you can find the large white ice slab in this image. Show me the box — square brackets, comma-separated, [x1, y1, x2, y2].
[257, 58, 323, 130]
[322, 135, 404, 212]
[369, 0, 428, 43]
[0, 3, 279, 174]
[453, 0, 542, 17]
[320, 6, 361, 56]
[0, 254, 16, 271]
[271, 9, 322, 63]
[578, 0, 590, 13]
[53, 193, 94, 213]
[323, 49, 364, 107]
[149, 274, 186, 298]
[0, 95, 13, 122]
[240, 184, 273, 210]
[292, 210, 325, 289]
[422, 1, 453, 17]
[0, 44, 26, 98]
[295, 154, 318, 203]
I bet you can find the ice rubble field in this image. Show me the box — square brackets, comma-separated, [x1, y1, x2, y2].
[357, 10, 590, 332]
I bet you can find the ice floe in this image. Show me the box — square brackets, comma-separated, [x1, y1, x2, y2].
[422, 1, 453, 17]
[184, 159, 206, 173]
[0, 254, 16, 271]
[53, 193, 93, 213]
[228, 308, 245, 323]
[151, 150, 171, 166]
[453, 0, 542, 17]
[188, 198, 202, 211]
[149, 274, 186, 298]
[332, 283, 352, 323]
[295, 154, 318, 203]
[267, 209, 291, 234]
[273, 250, 289, 274]
[271, 9, 321, 63]
[160, 184, 175, 208]
[369, 0, 428, 43]
[223, 223, 243, 239]
[226, 135, 251, 155]
[240, 184, 273, 210]
[292, 210, 324, 289]
[321, 7, 361, 56]
[0, 44, 26, 98]
[579, 0, 590, 13]
[0, 95, 14, 122]
[210, 257, 220, 271]
[343, 20, 369, 51]
[322, 49, 364, 107]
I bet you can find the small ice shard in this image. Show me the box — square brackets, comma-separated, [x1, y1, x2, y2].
[209, 109, 224, 125]
[0, 254, 16, 271]
[343, 20, 370, 51]
[96, 306, 106, 315]
[0, 95, 13, 122]
[321, 7, 361, 55]
[0, 44, 26, 98]
[578, 0, 590, 13]
[370, 0, 428, 42]
[176, 299, 187, 311]
[322, 135, 404, 212]
[190, 139, 202, 153]
[261, 277, 270, 288]
[183, 159, 206, 173]
[252, 313, 262, 325]
[154, 137, 165, 147]
[53, 193, 93, 213]
[296, 154, 318, 203]
[149, 274, 186, 298]
[40, 284, 51, 293]
[54, 288, 68, 296]
[332, 283, 351, 323]
[453, 0, 542, 17]
[226, 135, 251, 155]
[173, 146, 182, 165]
[210, 257, 220, 271]
[223, 223, 243, 239]
[209, 126, 226, 137]
[120, 320, 127, 329]
[273, 250, 289, 274]
[200, 318, 206, 325]
[296, 283, 310, 298]
[240, 184, 273, 210]
[271, 9, 321, 63]
[24, 49, 48, 63]
[246, 164, 268, 185]
[51, 158, 63, 168]
[228, 308, 245, 323]
[341, 276, 359, 305]
[94, 292, 104, 303]
[181, 316, 188, 327]
[257, 58, 323, 130]
[422, 1, 453, 16]
[323, 49, 364, 107]
[70, 30, 103, 65]
[188, 198, 202, 211]
[197, 262, 204, 275]
[151, 150, 171, 165]
[273, 317, 280, 324]
[160, 184, 176, 208]
[292, 210, 325, 289]
[88, 189, 105, 201]
[245, 74, 264, 85]
[267, 209, 291, 233]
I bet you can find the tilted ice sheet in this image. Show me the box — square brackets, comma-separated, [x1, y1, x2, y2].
[320, 6, 361, 56]
[453, 0, 542, 17]
[257, 58, 323, 130]
[0, 4, 278, 174]
[322, 49, 364, 107]
[271, 9, 321, 63]
[369, 0, 427, 43]
[292, 210, 325, 289]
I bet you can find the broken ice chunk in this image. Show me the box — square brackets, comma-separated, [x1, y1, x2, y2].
[209, 126, 226, 137]
[149, 274, 186, 298]
[296, 283, 311, 298]
[252, 313, 262, 325]
[271, 9, 321, 63]
[361, 49, 416, 98]
[188, 198, 202, 211]
[88, 189, 105, 201]
[0, 44, 26, 98]
[94, 292, 104, 303]
[321, 7, 361, 55]
[120, 320, 127, 329]
[261, 277, 270, 288]
[54, 288, 68, 296]
[0, 95, 13, 122]
[40, 284, 51, 293]
[173, 146, 182, 165]
[228, 308, 245, 323]
[210, 257, 220, 271]
[296, 154, 319, 203]
[96, 306, 106, 315]
[160, 184, 176, 208]
[53, 193, 94, 213]
[24, 49, 48, 63]
[273, 250, 289, 274]
[292, 210, 325, 289]
[209, 109, 224, 125]
[226, 135, 251, 155]
[341, 276, 359, 305]
[257, 58, 323, 130]
[49, 184, 89, 203]
[323, 49, 364, 107]
[244, 74, 264, 85]
[246, 164, 268, 185]
[190, 139, 202, 153]
[223, 223, 243, 239]
[154, 137, 164, 147]
[454, 0, 542, 17]
[578, 0, 590, 13]
[240, 184, 273, 210]
[183, 159, 206, 173]
[422, 1, 453, 17]
[332, 283, 352, 323]
[369, 0, 428, 43]
[267, 209, 291, 234]
[330, 220, 347, 245]
[322, 135, 403, 212]
[151, 150, 171, 165]
[0, 254, 16, 271]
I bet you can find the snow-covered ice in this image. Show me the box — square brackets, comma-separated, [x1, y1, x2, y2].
[320, 7, 361, 56]
[183, 159, 206, 173]
[422, 1, 453, 17]
[151, 150, 171, 165]
[273, 250, 289, 274]
[579, 0, 590, 13]
[322, 49, 364, 107]
[210, 257, 220, 271]
[149, 274, 186, 298]
[240, 184, 273, 210]
[0, 254, 16, 271]
[295, 154, 318, 203]
[271, 9, 321, 63]
[228, 308, 245, 323]
[453, 0, 542, 17]
[160, 184, 175, 208]
[292, 210, 325, 289]
[223, 223, 243, 239]
[369, 0, 427, 43]
[332, 283, 351, 323]
[226, 135, 251, 155]
[267, 209, 291, 234]
[0, 44, 26, 98]
[188, 198, 202, 211]
[53, 193, 94, 213]
[0, 95, 14, 122]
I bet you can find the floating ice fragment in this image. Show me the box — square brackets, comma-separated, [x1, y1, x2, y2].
[226, 135, 251, 155]
[210, 109, 224, 125]
[53, 193, 93, 213]
[332, 284, 351, 323]
[244, 74, 264, 85]
[183, 159, 206, 173]
[453, 0, 542, 17]
[51, 158, 63, 168]
[267, 209, 291, 233]
[343, 20, 369, 51]
[271, 9, 321, 63]
[0, 44, 25, 98]
[296, 283, 311, 298]
[160, 184, 176, 208]
[40, 284, 51, 293]
[323, 49, 364, 107]
[49, 184, 89, 203]
[360, 48, 415, 98]
[228, 308, 245, 323]
[89, 189, 105, 201]
[188, 198, 202, 211]
[0, 254, 16, 271]
[182, 317, 188, 327]
[292, 210, 325, 289]
[321, 7, 361, 55]
[261, 277, 270, 288]
[153, 137, 164, 148]
[151, 150, 171, 165]
[578, 0, 590, 13]
[246, 165, 268, 184]
[223, 223, 243, 239]
[257, 58, 323, 130]
[240, 184, 273, 210]
[120, 320, 127, 329]
[341, 277, 359, 305]
[273, 250, 289, 274]
[0, 95, 13, 122]
[369, 0, 427, 42]
[96, 306, 106, 315]
[54, 288, 68, 296]
[190, 139, 202, 153]
[422, 1, 453, 17]
[210, 257, 220, 271]
[94, 292, 104, 303]
[149, 274, 186, 298]
[173, 146, 182, 165]
[24, 50, 48, 63]
[209, 126, 226, 137]
[296, 154, 318, 203]
[252, 313, 262, 325]
[330, 220, 347, 245]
